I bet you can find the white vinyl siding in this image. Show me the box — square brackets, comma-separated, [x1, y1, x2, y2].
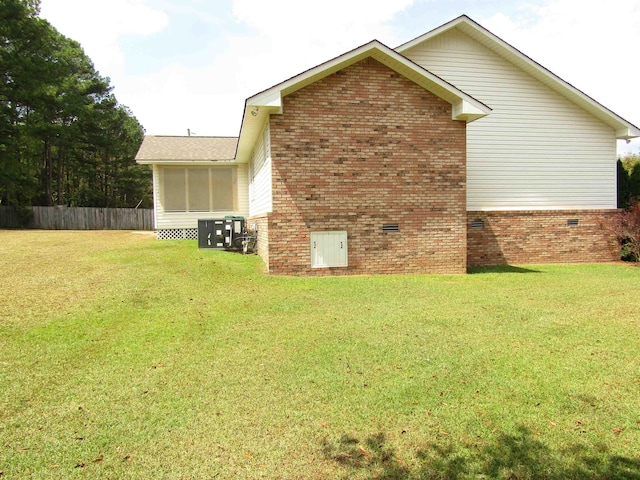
[236, 163, 249, 216]
[153, 164, 248, 229]
[403, 28, 617, 210]
[249, 123, 272, 216]
[151, 165, 160, 229]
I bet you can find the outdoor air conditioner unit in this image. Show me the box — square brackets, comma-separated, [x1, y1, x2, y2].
[197, 218, 245, 250]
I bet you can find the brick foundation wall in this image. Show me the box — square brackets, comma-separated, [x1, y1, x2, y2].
[467, 210, 620, 267]
[247, 214, 270, 271]
[267, 57, 467, 275]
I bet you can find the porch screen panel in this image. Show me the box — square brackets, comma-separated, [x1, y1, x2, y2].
[163, 168, 186, 212]
[212, 168, 233, 211]
[188, 168, 210, 211]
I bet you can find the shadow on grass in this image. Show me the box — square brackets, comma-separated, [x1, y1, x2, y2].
[321, 427, 640, 479]
[468, 265, 542, 274]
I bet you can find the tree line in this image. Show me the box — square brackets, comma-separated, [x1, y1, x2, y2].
[0, 0, 151, 208]
[618, 154, 640, 208]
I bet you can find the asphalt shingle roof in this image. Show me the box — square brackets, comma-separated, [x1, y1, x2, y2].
[135, 136, 238, 162]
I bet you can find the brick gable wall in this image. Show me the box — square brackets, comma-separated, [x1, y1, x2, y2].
[264, 57, 467, 275]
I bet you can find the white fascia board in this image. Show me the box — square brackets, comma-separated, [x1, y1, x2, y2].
[236, 104, 276, 164]
[397, 15, 640, 139]
[396, 15, 467, 52]
[246, 40, 490, 120]
[236, 38, 491, 163]
[616, 125, 640, 140]
[245, 43, 379, 107]
[371, 50, 490, 120]
[247, 92, 283, 112]
[136, 159, 238, 166]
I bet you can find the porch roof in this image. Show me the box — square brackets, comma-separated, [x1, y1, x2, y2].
[135, 136, 239, 164]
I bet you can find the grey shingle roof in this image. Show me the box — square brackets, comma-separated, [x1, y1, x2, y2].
[135, 136, 239, 162]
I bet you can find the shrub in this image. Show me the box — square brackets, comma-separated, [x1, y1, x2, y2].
[604, 202, 640, 262]
[630, 162, 640, 204]
[617, 159, 631, 208]
[618, 154, 640, 207]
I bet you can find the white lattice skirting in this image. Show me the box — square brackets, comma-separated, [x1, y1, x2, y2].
[156, 228, 198, 240]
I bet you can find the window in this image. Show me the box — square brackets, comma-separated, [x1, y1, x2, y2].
[188, 170, 210, 212]
[163, 168, 186, 212]
[212, 168, 233, 211]
[162, 166, 235, 213]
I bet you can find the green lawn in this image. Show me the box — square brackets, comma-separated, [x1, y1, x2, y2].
[1, 230, 639, 479]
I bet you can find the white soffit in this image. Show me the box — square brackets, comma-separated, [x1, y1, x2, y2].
[397, 15, 640, 139]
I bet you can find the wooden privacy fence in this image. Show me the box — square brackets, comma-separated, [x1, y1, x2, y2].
[0, 206, 154, 230]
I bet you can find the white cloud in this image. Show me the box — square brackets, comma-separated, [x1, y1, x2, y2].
[484, 0, 640, 96]
[121, 63, 247, 136]
[40, 0, 169, 77]
[40, 0, 416, 135]
[124, 0, 418, 135]
[227, 0, 416, 87]
[38, 0, 640, 154]
[232, 0, 415, 44]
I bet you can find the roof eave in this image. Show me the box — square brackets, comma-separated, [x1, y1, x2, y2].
[236, 104, 281, 164]
[136, 159, 238, 165]
[453, 100, 490, 122]
[397, 15, 640, 139]
[236, 39, 491, 162]
[616, 126, 640, 140]
[245, 40, 489, 112]
[396, 15, 470, 53]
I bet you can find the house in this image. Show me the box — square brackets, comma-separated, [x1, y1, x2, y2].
[135, 135, 246, 239]
[136, 15, 640, 275]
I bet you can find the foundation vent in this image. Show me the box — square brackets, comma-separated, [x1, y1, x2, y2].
[470, 220, 484, 229]
[567, 219, 579, 227]
[382, 224, 400, 232]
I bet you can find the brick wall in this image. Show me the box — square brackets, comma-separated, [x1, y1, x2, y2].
[267, 57, 467, 275]
[467, 210, 620, 267]
[247, 214, 270, 271]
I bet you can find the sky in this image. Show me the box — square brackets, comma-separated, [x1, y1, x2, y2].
[39, 0, 640, 155]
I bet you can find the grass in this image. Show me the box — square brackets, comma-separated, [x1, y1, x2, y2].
[0, 230, 639, 479]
